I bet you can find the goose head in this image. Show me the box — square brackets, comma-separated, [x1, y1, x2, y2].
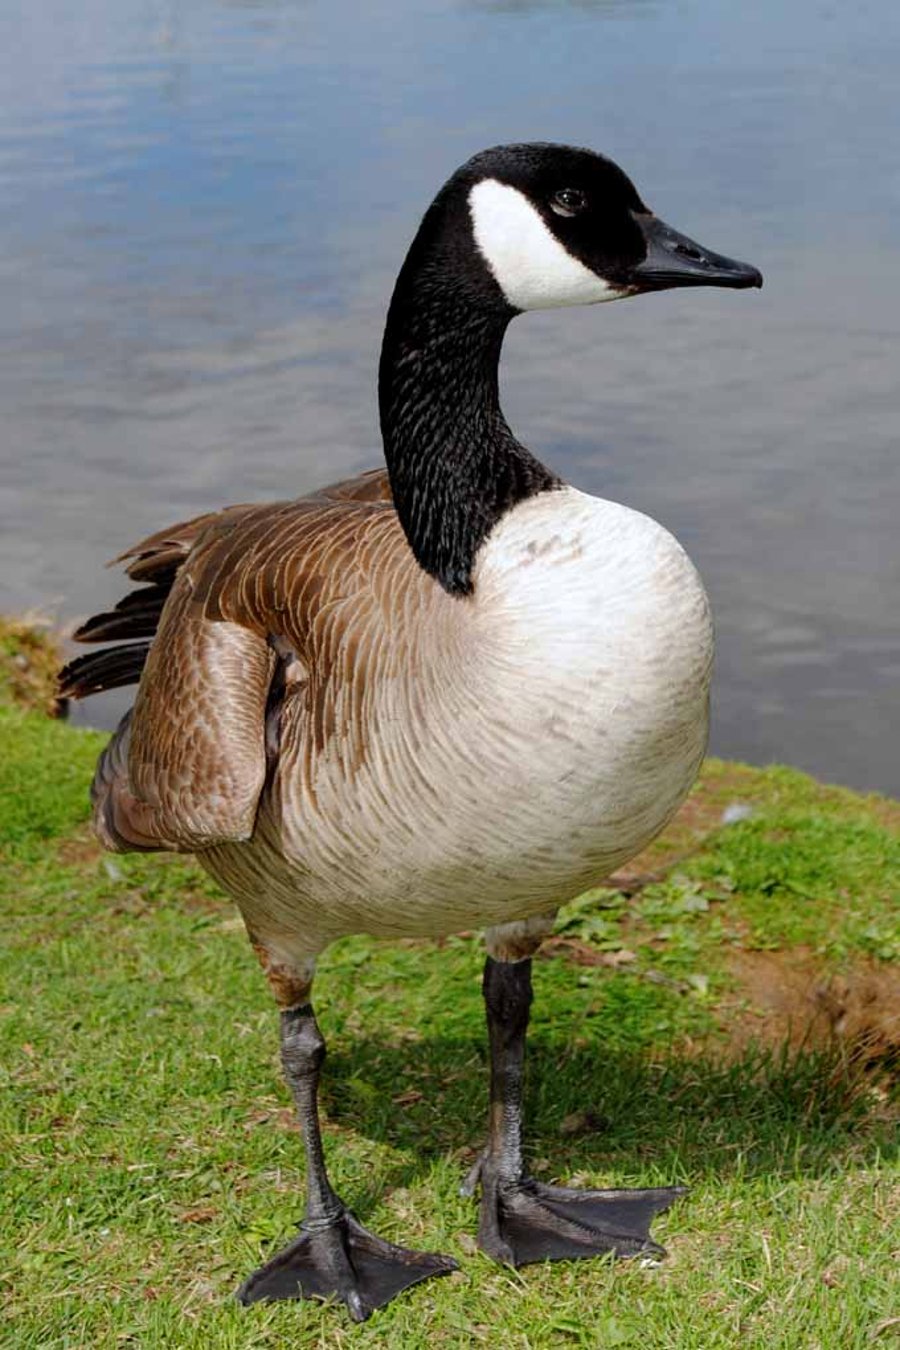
[417, 142, 762, 314]
[380, 142, 761, 595]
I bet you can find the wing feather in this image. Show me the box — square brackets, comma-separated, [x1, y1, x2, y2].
[61, 467, 402, 854]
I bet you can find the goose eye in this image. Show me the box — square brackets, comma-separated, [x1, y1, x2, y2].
[550, 187, 587, 217]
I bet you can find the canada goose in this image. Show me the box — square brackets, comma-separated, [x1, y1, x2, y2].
[60, 142, 761, 1321]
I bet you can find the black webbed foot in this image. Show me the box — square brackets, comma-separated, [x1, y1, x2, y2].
[237, 1208, 458, 1321]
[471, 955, 686, 1270]
[476, 1172, 686, 1267]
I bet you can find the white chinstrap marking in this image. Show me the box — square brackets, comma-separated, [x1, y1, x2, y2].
[469, 179, 626, 311]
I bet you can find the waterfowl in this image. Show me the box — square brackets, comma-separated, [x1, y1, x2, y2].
[60, 143, 761, 1322]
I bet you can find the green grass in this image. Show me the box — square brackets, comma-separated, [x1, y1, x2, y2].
[1, 632, 898, 1348]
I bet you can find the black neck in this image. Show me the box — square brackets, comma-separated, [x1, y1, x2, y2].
[378, 250, 559, 596]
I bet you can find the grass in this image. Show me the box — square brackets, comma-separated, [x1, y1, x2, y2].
[1, 625, 898, 1348]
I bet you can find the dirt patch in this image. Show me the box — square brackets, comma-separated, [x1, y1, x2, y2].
[864, 797, 900, 833]
[723, 948, 900, 1078]
[56, 828, 104, 869]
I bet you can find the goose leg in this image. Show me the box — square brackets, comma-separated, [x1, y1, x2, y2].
[467, 954, 685, 1267]
[238, 1004, 458, 1321]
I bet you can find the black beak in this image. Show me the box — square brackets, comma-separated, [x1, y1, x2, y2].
[630, 213, 762, 292]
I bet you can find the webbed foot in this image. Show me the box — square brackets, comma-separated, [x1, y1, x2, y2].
[470, 955, 686, 1270]
[237, 1208, 458, 1321]
[476, 1172, 685, 1267]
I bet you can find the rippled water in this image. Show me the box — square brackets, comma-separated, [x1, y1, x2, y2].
[2, 0, 899, 792]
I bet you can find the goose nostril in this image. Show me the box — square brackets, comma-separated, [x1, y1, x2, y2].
[673, 242, 704, 262]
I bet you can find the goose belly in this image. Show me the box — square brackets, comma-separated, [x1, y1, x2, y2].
[204, 490, 713, 950]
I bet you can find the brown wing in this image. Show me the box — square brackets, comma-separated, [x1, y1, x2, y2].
[118, 580, 273, 849]
[58, 468, 392, 698]
[317, 467, 392, 504]
[112, 467, 390, 583]
[61, 466, 408, 854]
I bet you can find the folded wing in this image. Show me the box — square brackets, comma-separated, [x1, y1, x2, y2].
[60, 468, 396, 853]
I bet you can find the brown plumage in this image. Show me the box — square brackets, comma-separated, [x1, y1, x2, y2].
[60, 143, 761, 1320]
[61, 467, 407, 855]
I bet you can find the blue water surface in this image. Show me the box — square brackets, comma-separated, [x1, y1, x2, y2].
[2, 0, 899, 791]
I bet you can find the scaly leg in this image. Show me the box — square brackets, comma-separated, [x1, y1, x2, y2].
[238, 1004, 457, 1320]
[466, 948, 684, 1267]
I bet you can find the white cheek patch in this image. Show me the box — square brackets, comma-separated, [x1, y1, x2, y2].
[469, 178, 626, 311]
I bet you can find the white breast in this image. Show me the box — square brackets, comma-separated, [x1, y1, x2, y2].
[208, 488, 712, 955]
[467, 486, 713, 863]
[475, 487, 712, 709]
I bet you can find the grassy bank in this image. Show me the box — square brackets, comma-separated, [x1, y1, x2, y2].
[1, 622, 897, 1348]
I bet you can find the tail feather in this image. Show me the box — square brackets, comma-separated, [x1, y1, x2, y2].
[58, 643, 152, 699]
[59, 517, 209, 701]
[59, 469, 392, 704]
[113, 507, 244, 584]
[120, 555, 187, 587]
[73, 584, 171, 644]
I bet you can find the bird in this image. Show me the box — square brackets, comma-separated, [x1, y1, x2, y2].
[60, 142, 761, 1322]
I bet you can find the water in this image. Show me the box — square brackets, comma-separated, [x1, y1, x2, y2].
[2, 0, 900, 793]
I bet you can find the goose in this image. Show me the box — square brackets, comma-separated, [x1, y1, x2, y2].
[60, 142, 761, 1322]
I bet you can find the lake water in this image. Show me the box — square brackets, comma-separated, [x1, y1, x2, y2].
[2, 0, 899, 793]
